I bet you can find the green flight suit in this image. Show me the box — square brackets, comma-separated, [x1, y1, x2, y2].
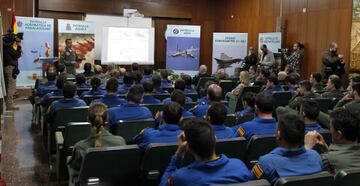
[321, 144, 360, 174]
[60, 47, 78, 75]
[288, 92, 319, 110]
[321, 89, 343, 100]
[311, 84, 323, 92]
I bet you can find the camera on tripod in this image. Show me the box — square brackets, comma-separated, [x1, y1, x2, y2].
[2, 30, 24, 45]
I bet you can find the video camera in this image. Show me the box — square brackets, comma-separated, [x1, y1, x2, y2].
[2, 30, 24, 45]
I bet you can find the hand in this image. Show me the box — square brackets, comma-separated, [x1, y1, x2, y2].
[338, 54, 344, 59]
[304, 131, 321, 149]
[175, 133, 188, 159]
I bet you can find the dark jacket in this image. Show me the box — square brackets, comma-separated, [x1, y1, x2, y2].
[3, 44, 22, 67]
[243, 53, 258, 70]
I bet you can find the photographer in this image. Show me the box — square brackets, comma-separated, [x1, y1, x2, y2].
[321, 42, 345, 79]
[3, 32, 23, 110]
[282, 42, 303, 73]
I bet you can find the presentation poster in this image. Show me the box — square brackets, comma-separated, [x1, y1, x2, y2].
[166, 25, 201, 71]
[212, 33, 248, 75]
[350, 0, 360, 72]
[258, 32, 282, 68]
[58, 19, 95, 71]
[16, 17, 54, 86]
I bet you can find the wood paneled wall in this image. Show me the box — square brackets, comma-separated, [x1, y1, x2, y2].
[215, 0, 353, 78]
[0, 0, 34, 32]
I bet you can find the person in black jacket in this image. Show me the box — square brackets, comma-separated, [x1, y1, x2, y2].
[242, 47, 258, 71]
[321, 42, 345, 79]
[3, 32, 23, 110]
[192, 65, 210, 86]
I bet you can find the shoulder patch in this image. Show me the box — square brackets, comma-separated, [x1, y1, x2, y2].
[237, 127, 245, 137]
[252, 163, 264, 179]
[155, 111, 160, 119]
[192, 104, 199, 109]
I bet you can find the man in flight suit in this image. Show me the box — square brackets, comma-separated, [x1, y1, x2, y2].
[60, 39, 79, 75]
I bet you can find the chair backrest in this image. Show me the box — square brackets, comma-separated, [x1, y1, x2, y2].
[63, 122, 91, 147]
[197, 77, 218, 90]
[235, 86, 261, 111]
[274, 171, 333, 186]
[213, 179, 271, 186]
[41, 88, 58, 95]
[235, 113, 255, 126]
[273, 91, 293, 107]
[215, 137, 247, 161]
[79, 145, 141, 186]
[163, 87, 174, 93]
[153, 93, 171, 101]
[77, 88, 92, 96]
[186, 93, 199, 102]
[53, 107, 89, 131]
[184, 102, 197, 110]
[333, 168, 360, 186]
[219, 80, 237, 99]
[246, 135, 277, 166]
[82, 95, 104, 105]
[312, 98, 332, 112]
[115, 118, 156, 143]
[224, 114, 237, 127]
[141, 103, 164, 117]
[45, 96, 64, 108]
[320, 130, 332, 145]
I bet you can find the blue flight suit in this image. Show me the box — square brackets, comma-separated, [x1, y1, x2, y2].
[264, 86, 284, 94]
[197, 96, 207, 103]
[250, 147, 323, 184]
[142, 95, 161, 104]
[190, 100, 212, 118]
[155, 108, 193, 124]
[117, 76, 124, 84]
[161, 80, 173, 88]
[140, 75, 152, 84]
[40, 89, 63, 107]
[287, 87, 297, 94]
[212, 124, 234, 139]
[108, 103, 152, 125]
[184, 86, 197, 94]
[305, 123, 325, 132]
[160, 154, 251, 186]
[162, 97, 193, 104]
[232, 118, 277, 141]
[77, 83, 92, 89]
[153, 87, 169, 94]
[37, 81, 56, 97]
[236, 108, 254, 118]
[80, 88, 106, 97]
[92, 94, 127, 108]
[134, 124, 182, 151]
[118, 84, 132, 95]
[46, 98, 87, 122]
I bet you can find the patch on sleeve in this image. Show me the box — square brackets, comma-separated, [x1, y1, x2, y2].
[252, 163, 264, 179]
[155, 111, 160, 119]
[237, 127, 245, 137]
[192, 105, 198, 109]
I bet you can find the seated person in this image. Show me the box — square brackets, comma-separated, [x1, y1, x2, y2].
[253, 69, 270, 87]
[152, 75, 169, 94]
[300, 100, 324, 132]
[67, 103, 126, 185]
[155, 90, 193, 124]
[75, 74, 91, 89]
[141, 66, 153, 84]
[232, 92, 277, 140]
[285, 74, 299, 94]
[334, 82, 360, 110]
[57, 63, 74, 80]
[277, 71, 287, 86]
[82, 62, 95, 77]
[322, 75, 343, 99]
[134, 102, 183, 151]
[182, 74, 197, 94]
[236, 92, 256, 117]
[40, 76, 66, 107]
[117, 67, 126, 84]
[160, 118, 251, 186]
[288, 80, 319, 109]
[118, 72, 134, 95]
[108, 85, 152, 127]
[46, 82, 87, 122]
[251, 114, 323, 184]
[227, 71, 251, 97]
[142, 80, 161, 104]
[160, 69, 173, 87]
[37, 70, 57, 97]
[190, 84, 223, 117]
[346, 75, 360, 91]
[80, 77, 106, 97]
[92, 65, 107, 84]
[264, 76, 284, 94]
[310, 72, 323, 92]
[92, 78, 126, 108]
[192, 65, 210, 86]
[305, 108, 360, 174]
[214, 68, 229, 80]
[248, 65, 257, 83]
[206, 102, 233, 139]
[162, 79, 193, 104]
[134, 71, 143, 85]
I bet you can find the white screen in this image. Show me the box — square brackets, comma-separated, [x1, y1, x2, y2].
[101, 27, 155, 65]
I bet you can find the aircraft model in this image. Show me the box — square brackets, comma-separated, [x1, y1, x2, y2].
[214, 53, 242, 69]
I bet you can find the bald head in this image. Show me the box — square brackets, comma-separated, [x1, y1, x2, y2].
[199, 65, 208, 75]
[330, 42, 338, 52]
[95, 65, 103, 74]
[207, 84, 222, 102]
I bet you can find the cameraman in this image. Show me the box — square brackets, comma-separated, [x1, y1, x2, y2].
[321, 42, 345, 79]
[3, 32, 23, 110]
[282, 42, 303, 73]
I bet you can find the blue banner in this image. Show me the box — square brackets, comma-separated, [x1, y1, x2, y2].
[166, 25, 201, 71]
[16, 17, 54, 86]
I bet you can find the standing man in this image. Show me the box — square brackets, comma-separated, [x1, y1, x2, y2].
[259, 44, 276, 74]
[283, 42, 303, 73]
[60, 39, 79, 75]
[321, 42, 345, 79]
[3, 32, 23, 110]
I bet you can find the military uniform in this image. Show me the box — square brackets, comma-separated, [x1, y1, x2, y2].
[92, 94, 126, 108]
[80, 88, 106, 98]
[60, 47, 78, 75]
[162, 96, 193, 105]
[321, 89, 343, 100]
[153, 88, 169, 94]
[134, 124, 183, 150]
[40, 89, 63, 107]
[212, 124, 234, 140]
[236, 108, 254, 118]
[161, 80, 173, 88]
[321, 144, 360, 174]
[142, 95, 161, 104]
[46, 98, 87, 121]
[155, 109, 193, 124]
[251, 147, 323, 184]
[311, 84, 323, 92]
[288, 92, 319, 109]
[118, 84, 132, 95]
[264, 86, 284, 94]
[108, 103, 152, 125]
[341, 99, 360, 113]
[160, 154, 251, 186]
[37, 81, 56, 97]
[140, 75, 152, 84]
[184, 86, 197, 94]
[305, 123, 325, 132]
[232, 118, 277, 141]
[76, 83, 91, 89]
[189, 100, 212, 118]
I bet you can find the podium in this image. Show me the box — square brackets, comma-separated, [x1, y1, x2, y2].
[38, 57, 58, 77]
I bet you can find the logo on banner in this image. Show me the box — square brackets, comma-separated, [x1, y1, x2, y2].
[17, 21, 23, 28]
[173, 28, 179, 34]
[260, 37, 264, 43]
[66, 24, 72, 31]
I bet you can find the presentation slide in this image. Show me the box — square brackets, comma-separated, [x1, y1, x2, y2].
[101, 27, 155, 65]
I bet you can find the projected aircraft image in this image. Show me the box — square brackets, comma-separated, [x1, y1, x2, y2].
[170, 45, 199, 58]
[214, 53, 242, 69]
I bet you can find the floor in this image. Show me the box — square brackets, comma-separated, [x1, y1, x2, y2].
[1, 101, 56, 186]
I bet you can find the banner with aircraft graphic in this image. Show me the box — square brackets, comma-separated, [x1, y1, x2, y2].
[15, 16, 54, 86]
[165, 25, 201, 71]
[212, 33, 248, 75]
